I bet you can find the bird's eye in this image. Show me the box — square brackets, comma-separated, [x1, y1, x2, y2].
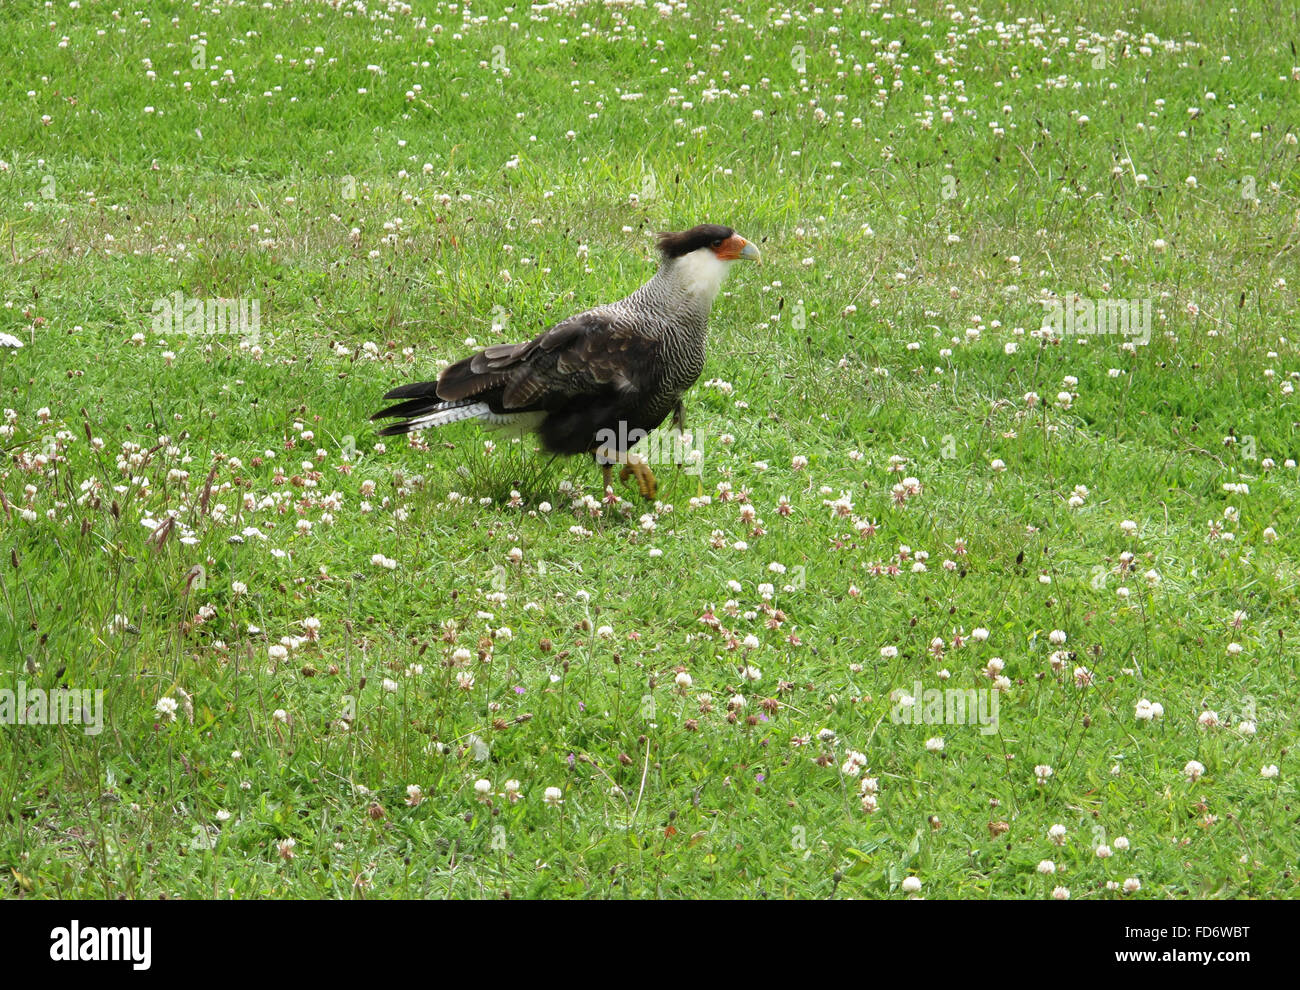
[712, 239, 724, 248]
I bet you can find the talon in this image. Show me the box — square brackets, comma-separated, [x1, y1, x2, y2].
[622, 461, 657, 499]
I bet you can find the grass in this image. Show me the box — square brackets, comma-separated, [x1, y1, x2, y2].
[1, 0, 1298, 899]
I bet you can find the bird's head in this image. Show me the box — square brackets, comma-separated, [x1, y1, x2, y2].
[655, 224, 761, 302]
[657, 224, 762, 264]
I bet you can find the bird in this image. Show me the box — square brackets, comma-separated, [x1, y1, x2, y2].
[371, 223, 761, 499]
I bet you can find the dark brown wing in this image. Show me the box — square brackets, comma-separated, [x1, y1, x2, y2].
[436, 309, 654, 414]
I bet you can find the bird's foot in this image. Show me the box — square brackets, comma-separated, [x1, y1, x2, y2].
[594, 444, 656, 500]
[619, 461, 658, 500]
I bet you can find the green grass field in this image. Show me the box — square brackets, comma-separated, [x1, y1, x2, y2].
[2, 0, 1298, 899]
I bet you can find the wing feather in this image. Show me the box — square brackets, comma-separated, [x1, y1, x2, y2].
[440, 308, 659, 412]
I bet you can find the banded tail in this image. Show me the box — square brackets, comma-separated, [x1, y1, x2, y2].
[371, 381, 539, 437]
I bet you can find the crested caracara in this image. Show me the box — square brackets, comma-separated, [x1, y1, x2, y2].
[371, 223, 760, 498]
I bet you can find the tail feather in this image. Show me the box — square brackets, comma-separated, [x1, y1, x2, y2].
[435, 354, 509, 403]
[372, 390, 490, 434]
[379, 380, 443, 402]
[371, 394, 458, 422]
[373, 375, 544, 438]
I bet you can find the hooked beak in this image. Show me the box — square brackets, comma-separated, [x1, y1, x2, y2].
[718, 233, 761, 262]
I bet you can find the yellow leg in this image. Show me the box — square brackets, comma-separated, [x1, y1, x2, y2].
[619, 461, 658, 500]
[594, 446, 657, 500]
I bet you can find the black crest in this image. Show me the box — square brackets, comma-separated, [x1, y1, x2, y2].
[656, 224, 734, 259]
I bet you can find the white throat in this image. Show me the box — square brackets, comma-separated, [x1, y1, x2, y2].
[672, 247, 731, 305]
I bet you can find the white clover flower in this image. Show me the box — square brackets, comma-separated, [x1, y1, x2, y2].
[1134, 698, 1163, 721]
